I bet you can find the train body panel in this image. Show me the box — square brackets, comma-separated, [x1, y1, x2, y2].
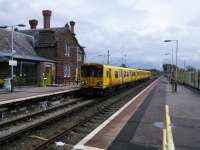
[80, 63, 151, 91]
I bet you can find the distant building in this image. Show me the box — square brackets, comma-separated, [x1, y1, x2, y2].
[0, 10, 85, 86]
[20, 10, 85, 84]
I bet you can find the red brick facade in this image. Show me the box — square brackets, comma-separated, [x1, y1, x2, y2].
[21, 10, 85, 84]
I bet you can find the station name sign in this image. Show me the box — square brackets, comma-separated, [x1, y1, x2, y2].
[9, 60, 17, 66]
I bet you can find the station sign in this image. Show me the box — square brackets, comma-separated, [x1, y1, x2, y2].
[9, 60, 17, 66]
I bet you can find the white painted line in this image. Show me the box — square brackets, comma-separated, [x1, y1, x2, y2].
[74, 145, 104, 150]
[0, 88, 79, 105]
[73, 77, 160, 150]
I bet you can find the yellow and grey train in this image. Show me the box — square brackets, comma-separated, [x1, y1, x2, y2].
[80, 63, 151, 93]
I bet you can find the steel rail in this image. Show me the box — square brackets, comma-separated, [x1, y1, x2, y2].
[0, 99, 94, 143]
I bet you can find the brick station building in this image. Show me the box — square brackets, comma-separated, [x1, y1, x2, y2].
[0, 10, 85, 86]
[21, 10, 85, 84]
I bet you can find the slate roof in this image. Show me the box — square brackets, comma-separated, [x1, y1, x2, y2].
[0, 28, 54, 62]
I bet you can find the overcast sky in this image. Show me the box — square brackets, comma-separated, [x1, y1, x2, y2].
[1, 0, 200, 69]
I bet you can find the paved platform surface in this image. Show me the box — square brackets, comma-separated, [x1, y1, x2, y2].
[74, 77, 200, 150]
[0, 84, 79, 105]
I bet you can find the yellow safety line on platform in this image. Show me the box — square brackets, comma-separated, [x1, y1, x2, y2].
[162, 105, 175, 150]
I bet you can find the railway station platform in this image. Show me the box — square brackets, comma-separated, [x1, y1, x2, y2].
[0, 84, 79, 106]
[73, 77, 200, 150]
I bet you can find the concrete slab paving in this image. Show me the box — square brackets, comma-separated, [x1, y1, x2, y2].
[167, 84, 200, 150]
[108, 77, 200, 150]
[73, 77, 200, 150]
[108, 78, 165, 150]
[0, 84, 79, 104]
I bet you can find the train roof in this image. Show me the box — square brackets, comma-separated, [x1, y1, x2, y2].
[81, 63, 151, 73]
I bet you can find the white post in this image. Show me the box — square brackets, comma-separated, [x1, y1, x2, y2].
[11, 26, 14, 80]
[175, 40, 178, 92]
[10, 26, 14, 92]
[171, 47, 173, 82]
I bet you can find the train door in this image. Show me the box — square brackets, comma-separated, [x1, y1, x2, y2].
[121, 69, 124, 84]
[120, 69, 123, 84]
[109, 68, 112, 86]
[44, 65, 52, 85]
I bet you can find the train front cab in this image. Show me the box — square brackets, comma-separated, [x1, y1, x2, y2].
[80, 64, 104, 91]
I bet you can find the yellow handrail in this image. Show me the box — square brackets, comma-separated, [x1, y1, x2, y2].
[162, 105, 175, 150]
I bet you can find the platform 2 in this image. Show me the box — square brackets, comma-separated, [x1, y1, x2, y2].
[73, 77, 200, 150]
[0, 84, 79, 106]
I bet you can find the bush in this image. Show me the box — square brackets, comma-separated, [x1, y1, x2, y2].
[0, 79, 4, 88]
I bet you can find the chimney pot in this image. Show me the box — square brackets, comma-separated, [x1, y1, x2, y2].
[29, 19, 38, 29]
[42, 10, 52, 29]
[65, 23, 69, 29]
[70, 21, 75, 34]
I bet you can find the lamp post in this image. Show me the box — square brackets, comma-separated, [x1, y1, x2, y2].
[163, 53, 170, 80]
[0, 24, 26, 92]
[164, 40, 178, 92]
[163, 51, 174, 82]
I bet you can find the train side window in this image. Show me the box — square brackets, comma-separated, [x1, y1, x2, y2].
[109, 70, 111, 78]
[119, 70, 122, 77]
[107, 71, 109, 78]
[115, 71, 118, 78]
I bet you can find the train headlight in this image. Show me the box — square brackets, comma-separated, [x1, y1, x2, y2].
[97, 81, 102, 86]
[81, 81, 86, 85]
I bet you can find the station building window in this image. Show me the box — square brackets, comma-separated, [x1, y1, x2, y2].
[64, 64, 70, 78]
[65, 42, 70, 56]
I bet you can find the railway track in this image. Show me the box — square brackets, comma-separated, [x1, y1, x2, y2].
[0, 98, 94, 143]
[0, 78, 155, 150]
[33, 94, 131, 150]
[33, 79, 155, 150]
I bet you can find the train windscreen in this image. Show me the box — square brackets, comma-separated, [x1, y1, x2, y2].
[81, 65, 103, 77]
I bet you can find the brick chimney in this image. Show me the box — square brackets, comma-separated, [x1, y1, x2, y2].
[42, 10, 52, 29]
[29, 19, 38, 29]
[65, 23, 69, 29]
[70, 21, 75, 34]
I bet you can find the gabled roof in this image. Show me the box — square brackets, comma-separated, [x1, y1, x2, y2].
[0, 28, 36, 56]
[0, 28, 54, 62]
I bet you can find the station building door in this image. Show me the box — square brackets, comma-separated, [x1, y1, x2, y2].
[44, 64, 53, 85]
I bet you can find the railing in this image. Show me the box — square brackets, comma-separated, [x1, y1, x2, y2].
[162, 105, 175, 150]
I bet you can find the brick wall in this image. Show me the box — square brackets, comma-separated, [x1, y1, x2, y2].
[35, 27, 84, 83]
